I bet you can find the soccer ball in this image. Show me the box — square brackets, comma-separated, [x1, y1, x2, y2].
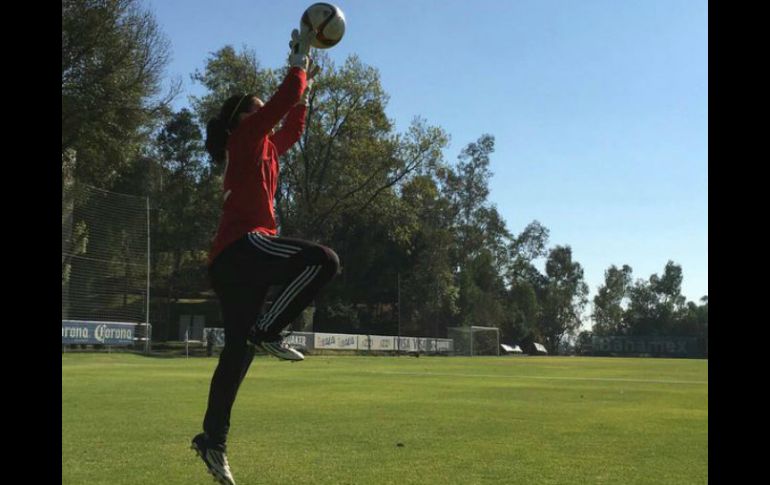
[301, 3, 346, 49]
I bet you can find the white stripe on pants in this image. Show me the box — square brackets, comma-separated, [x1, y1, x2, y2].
[258, 265, 322, 332]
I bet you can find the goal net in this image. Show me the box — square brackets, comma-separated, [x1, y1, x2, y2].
[447, 326, 500, 356]
[62, 177, 150, 326]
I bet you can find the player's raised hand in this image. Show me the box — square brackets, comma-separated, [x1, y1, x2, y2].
[288, 28, 315, 70]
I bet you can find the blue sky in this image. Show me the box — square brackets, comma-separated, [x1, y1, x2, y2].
[147, 0, 708, 315]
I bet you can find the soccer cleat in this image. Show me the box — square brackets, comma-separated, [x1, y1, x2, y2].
[260, 340, 305, 361]
[191, 433, 236, 485]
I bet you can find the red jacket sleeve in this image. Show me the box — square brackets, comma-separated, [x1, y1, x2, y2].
[270, 104, 308, 156]
[239, 67, 307, 141]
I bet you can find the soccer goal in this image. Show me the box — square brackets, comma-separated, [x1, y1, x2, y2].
[447, 326, 501, 356]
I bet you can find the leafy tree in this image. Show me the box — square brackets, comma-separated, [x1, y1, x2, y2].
[62, 0, 177, 185]
[625, 261, 688, 336]
[592, 264, 633, 335]
[538, 246, 589, 353]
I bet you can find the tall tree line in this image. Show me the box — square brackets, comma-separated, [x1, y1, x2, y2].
[62, 1, 706, 352]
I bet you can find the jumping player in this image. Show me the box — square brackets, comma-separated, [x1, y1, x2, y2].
[190, 27, 339, 485]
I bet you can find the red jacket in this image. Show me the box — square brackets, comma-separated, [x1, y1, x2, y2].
[209, 67, 308, 264]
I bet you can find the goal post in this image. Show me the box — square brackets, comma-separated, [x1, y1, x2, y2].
[447, 326, 500, 356]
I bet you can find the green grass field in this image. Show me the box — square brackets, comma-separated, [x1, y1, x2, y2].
[62, 353, 707, 485]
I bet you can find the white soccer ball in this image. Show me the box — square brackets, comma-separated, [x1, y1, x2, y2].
[301, 3, 346, 49]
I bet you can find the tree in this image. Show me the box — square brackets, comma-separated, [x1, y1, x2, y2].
[495, 221, 551, 345]
[428, 135, 515, 338]
[538, 246, 589, 353]
[681, 298, 708, 336]
[62, 0, 177, 186]
[147, 109, 218, 306]
[507, 220, 550, 284]
[625, 261, 688, 336]
[592, 264, 633, 335]
[280, 54, 448, 239]
[502, 280, 540, 346]
[395, 175, 459, 337]
[456, 249, 508, 329]
[441, 135, 510, 265]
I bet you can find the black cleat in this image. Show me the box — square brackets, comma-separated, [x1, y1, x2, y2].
[191, 433, 236, 485]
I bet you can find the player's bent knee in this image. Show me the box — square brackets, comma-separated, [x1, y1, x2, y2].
[323, 247, 340, 277]
[301, 245, 340, 276]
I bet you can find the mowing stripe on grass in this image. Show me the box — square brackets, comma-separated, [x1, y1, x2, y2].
[365, 370, 708, 385]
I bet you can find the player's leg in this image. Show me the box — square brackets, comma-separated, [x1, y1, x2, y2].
[192, 244, 269, 485]
[202, 283, 267, 444]
[245, 233, 339, 358]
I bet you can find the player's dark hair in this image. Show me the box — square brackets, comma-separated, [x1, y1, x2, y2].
[205, 93, 256, 164]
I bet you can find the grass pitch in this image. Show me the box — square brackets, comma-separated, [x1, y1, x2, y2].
[62, 353, 707, 484]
